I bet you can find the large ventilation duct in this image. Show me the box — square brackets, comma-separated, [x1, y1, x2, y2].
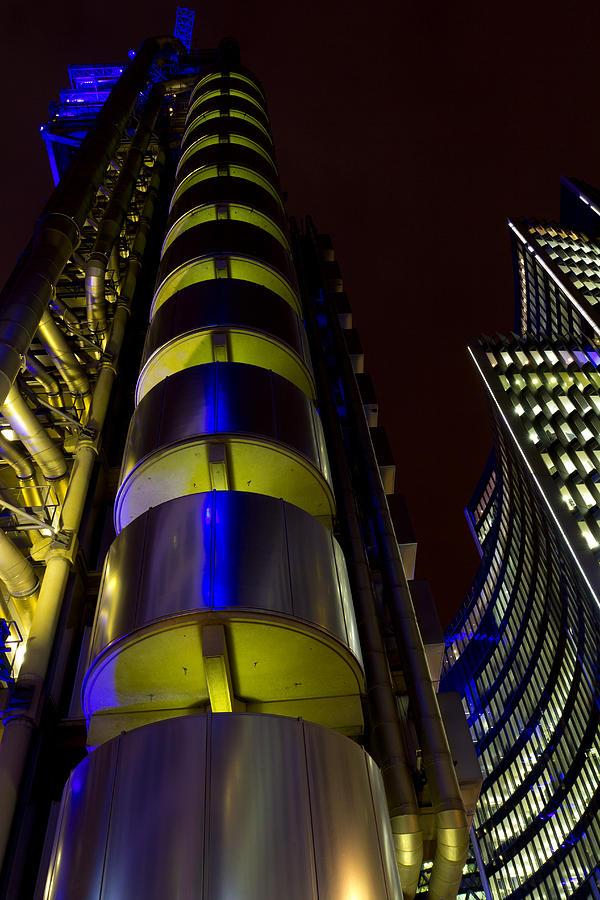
[0, 384, 66, 481]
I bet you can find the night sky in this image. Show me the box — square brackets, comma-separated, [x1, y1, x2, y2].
[2, 1, 600, 626]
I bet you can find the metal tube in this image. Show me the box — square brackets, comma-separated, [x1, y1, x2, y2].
[0, 529, 38, 632]
[0, 435, 43, 508]
[0, 384, 66, 481]
[0, 436, 34, 481]
[320, 269, 469, 899]
[0, 530, 37, 600]
[0, 35, 181, 407]
[0, 151, 165, 874]
[24, 355, 63, 409]
[297, 237, 423, 896]
[85, 89, 161, 338]
[37, 309, 90, 404]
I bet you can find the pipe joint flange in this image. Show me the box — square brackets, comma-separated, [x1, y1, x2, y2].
[88, 250, 110, 266]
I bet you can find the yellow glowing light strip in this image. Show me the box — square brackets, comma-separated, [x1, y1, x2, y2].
[470, 345, 600, 612]
[190, 72, 265, 105]
[509, 220, 600, 333]
[182, 108, 272, 145]
[170, 164, 283, 213]
[161, 204, 290, 256]
[151, 255, 300, 320]
[187, 88, 266, 123]
[176, 133, 277, 177]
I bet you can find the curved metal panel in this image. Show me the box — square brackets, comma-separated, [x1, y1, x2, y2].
[176, 143, 279, 185]
[115, 363, 333, 530]
[182, 108, 272, 150]
[162, 204, 290, 258]
[186, 95, 270, 130]
[91, 491, 360, 659]
[43, 715, 402, 900]
[190, 75, 267, 111]
[157, 220, 296, 289]
[169, 176, 284, 229]
[191, 67, 267, 105]
[187, 86, 267, 124]
[176, 133, 277, 181]
[84, 492, 362, 725]
[180, 116, 274, 157]
[137, 279, 314, 402]
[150, 254, 301, 319]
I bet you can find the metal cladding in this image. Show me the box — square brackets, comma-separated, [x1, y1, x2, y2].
[84, 491, 364, 744]
[43, 714, 402, 900]
[137, 279, 315, 401]
[115, 361, 333, 531]
[46, 58, 405, 897]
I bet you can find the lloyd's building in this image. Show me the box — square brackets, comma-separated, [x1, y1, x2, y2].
[0, 31, 481, 900]
[443, 177, 600, 899]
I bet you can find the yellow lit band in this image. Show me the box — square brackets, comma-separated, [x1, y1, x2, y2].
[187, 88, 266, 123]
[170, 164, 284, 214]
[176, 133, 277, 176]
[182, 108, 272, 146]
[190, 71, 266, 105]
[162, 204, 290, 256]
[151, 255, 301, 319]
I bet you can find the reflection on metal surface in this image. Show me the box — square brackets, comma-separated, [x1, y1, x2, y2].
[115, 362, 333, 530]
[44, 715, 402, 899]
[84, 491, 364, 742]
[137, 279, 314, 401]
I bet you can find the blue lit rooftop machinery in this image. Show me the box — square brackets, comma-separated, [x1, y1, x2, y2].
[174, 6, 195, 52]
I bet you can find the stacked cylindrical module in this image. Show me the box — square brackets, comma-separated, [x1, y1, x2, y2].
[43, 65, 403, 898]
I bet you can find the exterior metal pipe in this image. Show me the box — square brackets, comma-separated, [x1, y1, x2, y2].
[321, 279, 469, 899]
[0, 436, 34, 481]
[85, 89, 162, 338]
[298, 239, 423, 897]
[1, 384, 66, 481]
[0, 435, 43, 508]
[0, 151, 165, 875]
[0, 530, 37, 600]
[37, 309, 90, 405]
[0, 528, 38, 634]
[24, 355, 63, 409]
[0, 35, 182, 407]
[49, 294, 79, 329]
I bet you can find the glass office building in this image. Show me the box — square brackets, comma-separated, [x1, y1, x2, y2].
[443, 178, 600, 899]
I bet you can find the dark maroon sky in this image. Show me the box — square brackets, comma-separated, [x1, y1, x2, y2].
[2, 1, 600, 625]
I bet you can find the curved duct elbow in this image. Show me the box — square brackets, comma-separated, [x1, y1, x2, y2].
[85, 253, 108, 337]
[25, 355, 62, 408]
[427, 810, 470, 900]
[0, 435, 34, 481]
[38, 309, 90, 399]
[1, 384, 66, 480]
[0, 529, 38, 598]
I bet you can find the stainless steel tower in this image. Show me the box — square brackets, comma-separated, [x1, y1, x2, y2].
[0, 36, 479, 899]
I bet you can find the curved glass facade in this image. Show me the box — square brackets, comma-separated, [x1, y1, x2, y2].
[444, 177, 600, 899]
